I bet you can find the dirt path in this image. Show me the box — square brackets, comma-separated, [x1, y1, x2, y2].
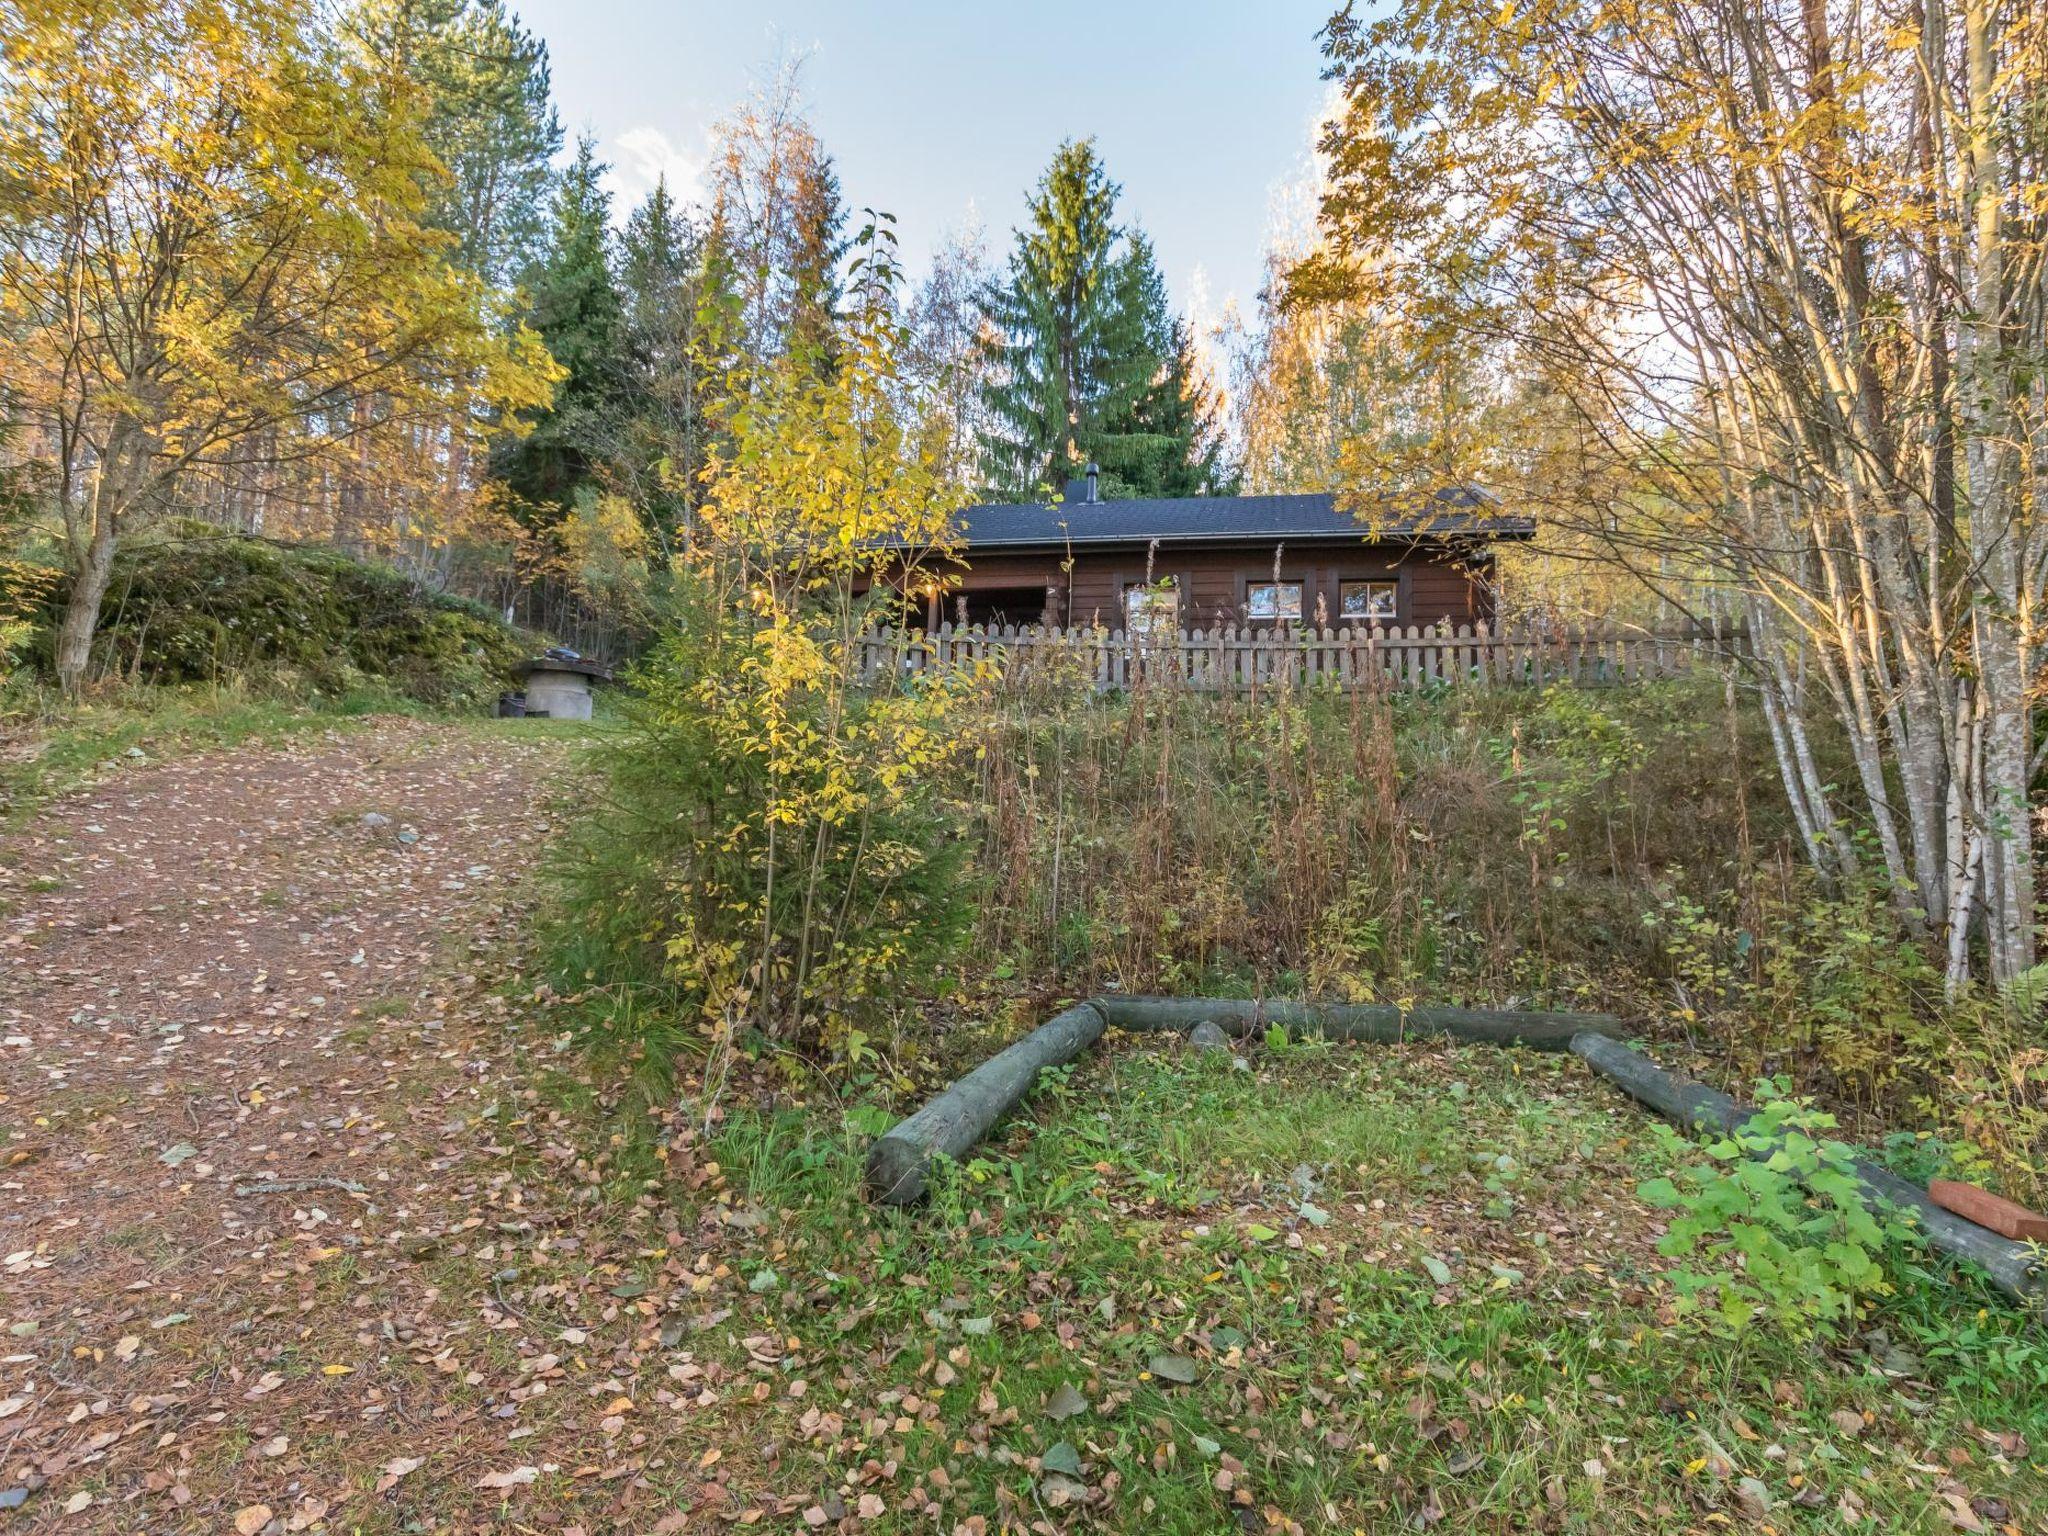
[0, 720, 587, 1532]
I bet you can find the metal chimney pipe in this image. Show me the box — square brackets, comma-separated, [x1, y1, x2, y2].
[1085, 462, 1100, 504]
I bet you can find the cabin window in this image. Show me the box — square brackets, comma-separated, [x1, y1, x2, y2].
[1123, 580, 1178, 637]
[1338, 579, 1399, 623]
[1245, 580, 1303, 622]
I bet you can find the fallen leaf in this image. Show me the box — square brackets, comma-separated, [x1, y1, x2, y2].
[1148, 1352, 1199, 1385]
[1045, 1382, 1088, 1420]
[376, 1457, 422, 1492]
[233, 1505, 273, 1535]
[1041, 1440, 1083, 1477]
[477, 1466, 538, 1491]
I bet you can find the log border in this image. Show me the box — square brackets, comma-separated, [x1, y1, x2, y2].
[863, 997, 2046, 1310]
[1568, 1032, 2044, 1305]
[865, 997, 1617, 1204]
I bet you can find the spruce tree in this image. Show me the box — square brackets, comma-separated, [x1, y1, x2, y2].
[1119, 318, 1239, 498]
[496, 138, 628, 517]
[977, 141, 1227, 500]
[1086, 230, 1184, 496]
[976, 139, 1126, 498]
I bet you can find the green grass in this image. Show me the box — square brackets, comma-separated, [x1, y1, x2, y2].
[599, 1038, 2048, 1533]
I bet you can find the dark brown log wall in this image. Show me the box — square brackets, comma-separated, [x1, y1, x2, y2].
[896, 541, 1496, 632]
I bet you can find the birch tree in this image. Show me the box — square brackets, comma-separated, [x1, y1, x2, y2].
[1297, 0, 2045, 987]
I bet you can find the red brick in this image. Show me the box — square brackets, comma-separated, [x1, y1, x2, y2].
[1928, 1180, 2048, 1242]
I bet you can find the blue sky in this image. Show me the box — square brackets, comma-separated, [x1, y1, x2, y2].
[514, 0, 1340, 331]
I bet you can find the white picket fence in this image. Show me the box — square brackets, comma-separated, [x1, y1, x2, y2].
[854, 621, 1743, 693]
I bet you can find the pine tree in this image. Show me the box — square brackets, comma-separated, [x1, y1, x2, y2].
[347, 0, 560, 290]
[496, 138, 628, 517]
[976, 142, 1224, 501]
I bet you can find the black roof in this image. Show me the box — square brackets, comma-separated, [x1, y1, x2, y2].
[949, 481, 1532, 549]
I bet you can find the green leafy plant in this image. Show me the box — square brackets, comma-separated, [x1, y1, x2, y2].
[1640, 1086, 1914, 1336]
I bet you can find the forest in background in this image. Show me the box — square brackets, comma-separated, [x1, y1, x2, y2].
[0, 0, 1264, 685]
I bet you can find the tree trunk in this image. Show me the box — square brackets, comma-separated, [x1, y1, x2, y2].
[866, 1002, 1108, 1203]
[1090, 994, 1620, 1049]
[54, 514, 118, 694]
[1955, 0, 2033, 982]
[866, 998, 1625, 1204]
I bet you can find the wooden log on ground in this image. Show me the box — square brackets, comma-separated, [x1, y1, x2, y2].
[1093, 995, 1622, 1050]
[1570, 1032, 2045, 1306]
[865, 1002, 1107, 1205]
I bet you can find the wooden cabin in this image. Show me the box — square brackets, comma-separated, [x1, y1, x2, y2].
[877, 469, 1530, 635]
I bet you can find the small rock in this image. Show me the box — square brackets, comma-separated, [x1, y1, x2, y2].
[0, 1489, 28, 1510]
[359, 812, 391, 829]
[1187, 1020, 1231, 1050]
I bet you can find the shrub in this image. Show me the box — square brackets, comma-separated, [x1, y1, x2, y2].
[0, 556, 61, 691]
[563, 578, 973, 1064]
[1639, 1086, 1915, 1336]
[552, 221, 971, 1070]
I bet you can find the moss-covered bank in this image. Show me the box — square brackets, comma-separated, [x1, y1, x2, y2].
[11, 531, 529, 706]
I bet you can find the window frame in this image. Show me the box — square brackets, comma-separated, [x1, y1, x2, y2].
[1337, 578, 1400, 624]
[1243, 579, 1305, 624]
[1122, 578, 1180, 638]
